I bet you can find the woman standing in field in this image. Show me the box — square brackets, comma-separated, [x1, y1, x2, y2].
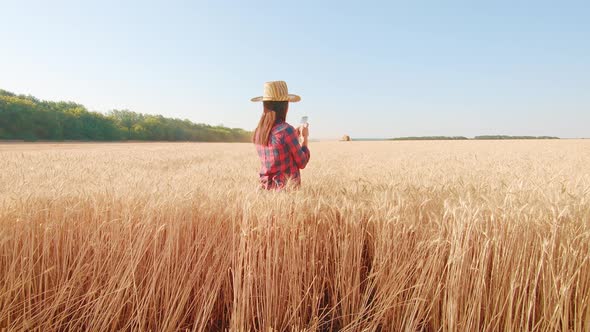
[252, 81, 310, 190]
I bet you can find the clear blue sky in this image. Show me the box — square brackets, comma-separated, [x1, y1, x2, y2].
[2, 0, 589, 138]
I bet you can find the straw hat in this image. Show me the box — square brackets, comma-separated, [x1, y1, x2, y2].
[250, 81, 301, 102]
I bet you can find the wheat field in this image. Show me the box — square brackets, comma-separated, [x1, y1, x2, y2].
[0, 140, 589, 331]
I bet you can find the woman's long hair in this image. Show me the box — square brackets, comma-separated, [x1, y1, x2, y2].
[253, 101, 288, 145]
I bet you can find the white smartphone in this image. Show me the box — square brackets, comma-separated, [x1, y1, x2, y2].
[300, 116, 308, 126]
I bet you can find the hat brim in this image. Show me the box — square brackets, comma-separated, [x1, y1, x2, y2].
[250, 94, 301, 102]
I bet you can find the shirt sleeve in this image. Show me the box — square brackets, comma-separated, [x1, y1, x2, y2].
[284, 126, 310, 169]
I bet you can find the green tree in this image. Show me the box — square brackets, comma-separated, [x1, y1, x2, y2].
[109, 109, 142, 139]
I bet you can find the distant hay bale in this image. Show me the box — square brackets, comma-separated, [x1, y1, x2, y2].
[341, 135, 351, 142]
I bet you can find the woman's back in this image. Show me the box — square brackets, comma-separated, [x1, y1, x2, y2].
[255, 120, 310, 190]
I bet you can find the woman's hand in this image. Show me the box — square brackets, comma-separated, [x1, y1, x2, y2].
[298, 124, 309, 147]
[300, 124, 309, 138]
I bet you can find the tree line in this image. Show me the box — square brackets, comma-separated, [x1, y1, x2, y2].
[473, 135, 559, 140]
[390, 136, 469, 141]
[0, 89, 252, 142]
[389, 135, 559, 141]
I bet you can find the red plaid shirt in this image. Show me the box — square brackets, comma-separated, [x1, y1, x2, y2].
[255, 121, 310, 190]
